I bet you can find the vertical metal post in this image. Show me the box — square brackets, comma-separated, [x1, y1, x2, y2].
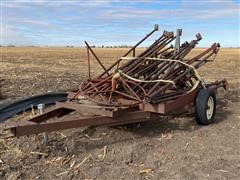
[174, 29, 182, 56]
[37, 104, 48, 143]
[87, 46, 91, 79]
[85, 41, 110, 76]
[133, 48, 135, 57]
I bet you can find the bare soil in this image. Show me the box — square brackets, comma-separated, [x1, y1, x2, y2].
[0, 47, 239, 180]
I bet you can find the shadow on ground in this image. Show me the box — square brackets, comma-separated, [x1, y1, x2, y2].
[61, 97, 233, 153]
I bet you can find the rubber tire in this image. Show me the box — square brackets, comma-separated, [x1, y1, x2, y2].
[195, 88, 216, 125]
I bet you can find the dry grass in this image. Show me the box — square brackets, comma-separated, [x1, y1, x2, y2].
[0, 47, 239, 180]
[0, 47, 239, 98]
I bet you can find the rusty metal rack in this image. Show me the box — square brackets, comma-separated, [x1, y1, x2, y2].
[6, 25, 227, 137]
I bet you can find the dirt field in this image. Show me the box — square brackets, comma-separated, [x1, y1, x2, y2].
[0, 47, 239, 180]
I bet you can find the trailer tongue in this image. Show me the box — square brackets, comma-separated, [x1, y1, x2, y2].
[5, 25, 227, 138]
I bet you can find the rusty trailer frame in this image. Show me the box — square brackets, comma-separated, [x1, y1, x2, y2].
[7, 89, 198, 137]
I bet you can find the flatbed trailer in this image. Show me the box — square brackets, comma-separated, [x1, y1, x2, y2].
[5, 25, 227, 138]
[6, 80, 226, 137]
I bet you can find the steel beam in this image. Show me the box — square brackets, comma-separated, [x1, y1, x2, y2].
[6, 111, 158, 137]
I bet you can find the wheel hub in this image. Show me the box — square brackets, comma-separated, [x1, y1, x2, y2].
[206, 96, 214, 120]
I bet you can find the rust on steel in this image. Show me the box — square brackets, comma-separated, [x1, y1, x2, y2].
[5, 25, 227, 137]
[7, 111, 159, 137]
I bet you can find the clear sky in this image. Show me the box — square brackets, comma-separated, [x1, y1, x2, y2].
[1, 0, 240, 47]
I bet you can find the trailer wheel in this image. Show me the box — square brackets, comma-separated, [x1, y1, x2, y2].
[195, 88, 216, 125]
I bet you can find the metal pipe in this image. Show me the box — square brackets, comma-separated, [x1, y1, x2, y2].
[87, 47, 91, 79]
[85, 41, 110, 76]
[99, 24, 159, 77]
